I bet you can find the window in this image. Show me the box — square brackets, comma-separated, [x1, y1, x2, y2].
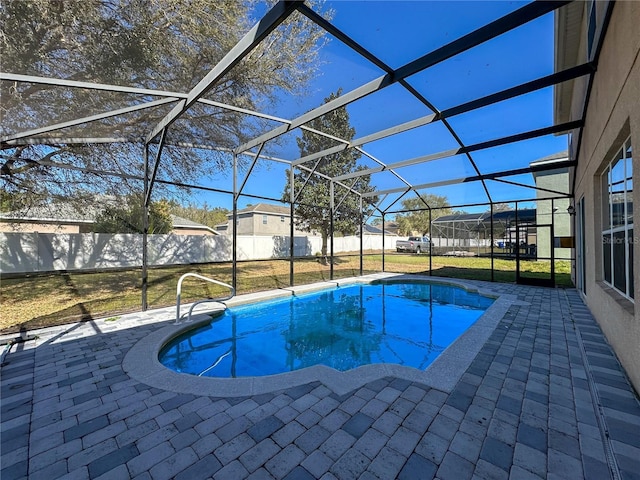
[280, 216, 285, 223]
[262, 215, 268, 225]
[601, 137, 633, 299]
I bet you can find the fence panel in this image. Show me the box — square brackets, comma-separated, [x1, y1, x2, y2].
[1, 232, 399, 274]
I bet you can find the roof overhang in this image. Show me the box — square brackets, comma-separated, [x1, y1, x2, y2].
[554, 2, 585, 125]
[530, 151, 570, 179]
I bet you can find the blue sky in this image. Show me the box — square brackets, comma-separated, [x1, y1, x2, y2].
[188, 1, 570, 218]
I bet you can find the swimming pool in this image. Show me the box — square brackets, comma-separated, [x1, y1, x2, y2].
[159, 281, 494, 378]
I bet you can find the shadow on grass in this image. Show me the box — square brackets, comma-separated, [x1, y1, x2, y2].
[1, 298, 142, 335]
[398, 266, 573, 288]
[431, 266, 505, 282]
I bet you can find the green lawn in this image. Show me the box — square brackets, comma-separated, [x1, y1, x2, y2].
[379, 254, 572, 285]
[0, 253, 572, 334]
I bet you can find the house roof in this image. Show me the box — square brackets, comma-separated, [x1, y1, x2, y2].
[432, 212, 489, 224]
[169, 215, 218, 234]
[554, 2, 586, 125]
[530, 150, 570, 180]
[170, 215, 201, 227]
[362, 224, 396, 235]
[0, 205, 97, 224]
[491, 209, 536, 223]
[432, 209, 536, 224]
[0, 206, 212, 232]
[529, 150, 569, 166]
[230, 203, 290, 217]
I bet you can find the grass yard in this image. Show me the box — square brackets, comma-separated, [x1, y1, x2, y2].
[382, 254, 572, 285]
[0, 253, 572, 334]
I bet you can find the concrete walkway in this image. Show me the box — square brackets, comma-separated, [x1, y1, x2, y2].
[1, 280, 639, 479]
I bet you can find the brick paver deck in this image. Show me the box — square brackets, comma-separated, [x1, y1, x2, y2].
[2, 280, 639, 479]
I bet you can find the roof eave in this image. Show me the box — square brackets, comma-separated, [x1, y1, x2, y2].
[554, 2, 585, 125]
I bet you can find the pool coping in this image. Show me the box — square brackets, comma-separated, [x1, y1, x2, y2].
[123, 273, 524, 396]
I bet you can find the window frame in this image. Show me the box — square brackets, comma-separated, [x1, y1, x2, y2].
[601, 136, 633, 300]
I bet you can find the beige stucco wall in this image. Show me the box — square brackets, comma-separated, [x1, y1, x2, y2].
[571, 1, 640, 391]
[228, 212, 309, 236]
[0, 222, 81, 234]
[534, 170, 571, 259]
[252, 213, 290, 236]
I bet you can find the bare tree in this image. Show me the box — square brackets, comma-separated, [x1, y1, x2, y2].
[1, 0, 330, 209]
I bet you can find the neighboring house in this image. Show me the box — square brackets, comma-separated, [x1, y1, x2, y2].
[0, 205, 94, 234]
[530, 151, 571, 260]
[555, 1, 639, 390]
[380, 221, 399, 235]
[169, 215, 218, 236]
[215, 203, 311, 236]
[0, 207, 216, 235]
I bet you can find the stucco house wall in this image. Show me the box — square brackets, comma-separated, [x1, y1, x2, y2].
[219, 204, 311, 236]
[533, 167, 571, 260]
[250, 212, 290, 236]
[0, 211, 214, 236]
[0, 222, 83, 234]
[564, 1, 640, 391]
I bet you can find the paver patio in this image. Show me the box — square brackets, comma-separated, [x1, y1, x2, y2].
[1, 279, 639, 480]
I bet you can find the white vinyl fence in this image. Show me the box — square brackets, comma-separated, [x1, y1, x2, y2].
[0, 232, 401, 274]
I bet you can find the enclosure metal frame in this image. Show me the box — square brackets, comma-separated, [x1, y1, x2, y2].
[0, 0, 615, 309]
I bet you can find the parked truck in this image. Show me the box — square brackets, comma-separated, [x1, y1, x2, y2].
[396, 236, 430, 254]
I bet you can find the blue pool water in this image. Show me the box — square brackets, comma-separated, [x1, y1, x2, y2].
[159, 282, 494, 378]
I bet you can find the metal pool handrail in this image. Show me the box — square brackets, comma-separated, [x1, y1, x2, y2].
[175, 273, 235, 325]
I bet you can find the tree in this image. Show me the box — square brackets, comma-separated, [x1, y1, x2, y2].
[94, 195, 172, 234]
[168, 200, 228, 228]
[1, 0, 329, 210]
[0, 190, 26, 212]
[490, 202, 513, 212]
[395, 195, 452, 235]
[283, 90, 376, 262]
